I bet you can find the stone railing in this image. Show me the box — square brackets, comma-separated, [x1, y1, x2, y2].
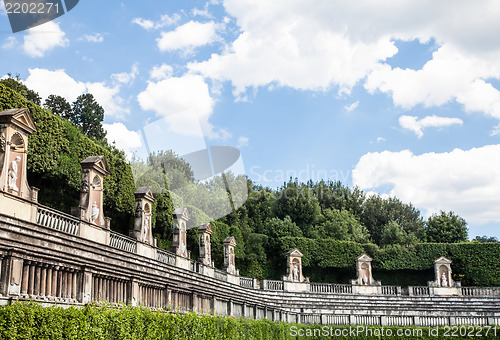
[380, 285, 399, 295]
[36, 205, 79, 235]
[109, 232, 137, 253]
[214, 268, 227, 281]
[310, 283, 352, 294]
[409, 286, 430, 296]
[462, 286, 500, 297]
[156, 248, 176, 266]
[262, 279, 284, 291]
[239, 276, 254, 288]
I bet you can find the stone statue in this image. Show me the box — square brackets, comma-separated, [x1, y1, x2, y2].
[206, 236, 211, 262]
[362, 275, 369, 285]
[91, 201, 99, 224]
[135, 203, 143, 218]
[143, 215, 150, 242]
[8, 156, 21, 191]
[441, 272, 448, 287]
[79, 169, 90, 208]
[293, 264, 299, 282]
[180, 240, 186, 256]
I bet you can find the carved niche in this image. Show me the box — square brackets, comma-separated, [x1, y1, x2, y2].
[0, 108, 37, 198]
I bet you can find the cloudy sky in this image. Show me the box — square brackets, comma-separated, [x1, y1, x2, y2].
[1, 0, 500, 238]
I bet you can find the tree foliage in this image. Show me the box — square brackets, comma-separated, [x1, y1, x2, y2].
[426, 211, 468, 243]
[44, 94, 72, 119]
[71, 93, 106, 140]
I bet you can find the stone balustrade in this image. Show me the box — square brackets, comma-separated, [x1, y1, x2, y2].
[262, 279, 284, 291]
[310, 283, 352, 294]
[409, 286, 431, 296]
[156, 248, 176, 266]
[36, 205, 80, 235]
[462, 286, 500, 297]
[109, 232, 137, 253]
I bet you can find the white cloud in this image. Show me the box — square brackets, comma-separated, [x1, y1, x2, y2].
[192, 2, 213, 18]
[2, 36, 17, 49]
[86, 82, 129, 118]
[137, 74, 222, 138]
[188, 0, 500, 111]
[132, 18, 155, 30]
[24, 68, 130, 118]
[80, 33, 104, 43]
[150, 64, 173, 81]
[157, 21, 220, 53]
[237, 136, 249, 148]
[103, 123, 142, 160]
[399, 115, 463, 138]
[25, 68, 86, 102]
[352, 145, 500, 224]
[111, 63, 139, 85]
[23, 21, 69, 58]
[365, 44, 500, 120]
[344, 101, 359, 112]
[132, 13, 181, 30]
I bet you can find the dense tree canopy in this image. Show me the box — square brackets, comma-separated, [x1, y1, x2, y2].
[425, 211, 468, 243]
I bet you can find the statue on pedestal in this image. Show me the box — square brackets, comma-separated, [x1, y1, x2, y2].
[8, 156, 21, 191]
[91, 202, 99, 224]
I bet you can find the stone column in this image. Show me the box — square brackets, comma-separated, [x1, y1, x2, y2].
[172, 208, 189, 257]
[21, 262, 29, 295]
[223, 237, 237, 275]
[28, 263, 35, 296]
[2, 252, 24, 296]
[130, 187, 155, 245]
[72, 156, 110, 227]
[0, 108, 37, 200]
[46, 266, 53, 297]
[198, 223, 213, 266]
[40, 265, 47, 297]
[285, 248, 305, 282]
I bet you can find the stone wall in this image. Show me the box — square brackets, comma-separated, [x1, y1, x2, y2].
[1, 196, 500, 326]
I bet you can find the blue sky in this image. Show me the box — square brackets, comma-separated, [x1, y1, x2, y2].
[1, 0, 500, 239]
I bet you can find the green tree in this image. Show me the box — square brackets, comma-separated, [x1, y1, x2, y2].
[472, 235, 499, 243]
[380, 220, 418, 246]
[319, 208, 371, 243]
[0, 74, 41, 105]
[71, 93, 106, 140]
[44, 94, 72, 119]
[426, 211, 468, 243]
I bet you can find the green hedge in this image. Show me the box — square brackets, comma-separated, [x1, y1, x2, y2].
[0, 302, 496, 340]
[278, 237, 500, 286]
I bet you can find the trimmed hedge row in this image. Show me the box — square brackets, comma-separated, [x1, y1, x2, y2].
[0, 302, 496, 340]
[278, 237, 500, 286]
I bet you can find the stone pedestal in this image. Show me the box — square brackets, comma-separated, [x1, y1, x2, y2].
[172, 208, 189, 258]
[428, 256, 461, 296]
[351, 253, 380, 286]
[198, 223, 213, 266]
[0, 108, 36, 199]
[224, 236, 237, 275]
[284, 248, 307, 283]
[73, 156, 109, 227]
[130, 187, 155, 245]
